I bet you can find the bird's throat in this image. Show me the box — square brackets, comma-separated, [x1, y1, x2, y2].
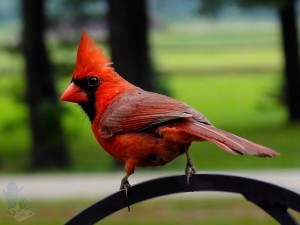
[78, 96, 96, 123]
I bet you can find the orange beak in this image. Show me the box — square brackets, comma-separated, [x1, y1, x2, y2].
[60, 83, 88, 102]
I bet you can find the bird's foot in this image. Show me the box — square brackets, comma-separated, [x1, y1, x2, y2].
[120, 179, 131, 211]
[185, 160, 197, 184]
[120, 179, 131, 198]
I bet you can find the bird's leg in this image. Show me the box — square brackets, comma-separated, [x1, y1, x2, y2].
[120, 162, 135, 211]
[120, 161, 135, 198]
[119, 173, 131, 198]
[119, 173, 131, 212]
[185, 151, 197, 184]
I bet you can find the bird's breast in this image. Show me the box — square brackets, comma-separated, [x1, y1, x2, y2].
[93, 128, 191, 167]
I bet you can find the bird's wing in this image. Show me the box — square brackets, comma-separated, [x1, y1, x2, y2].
[173, 121, 279, 157]
[99, 89, 210, 138]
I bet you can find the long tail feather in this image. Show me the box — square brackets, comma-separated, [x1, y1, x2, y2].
[181, 122, 279, 157]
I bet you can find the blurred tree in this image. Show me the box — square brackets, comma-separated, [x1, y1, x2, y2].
[278, 0, 300, 122]
[107, 0, 155, 168]
[107, 0, 155, 91]
[200, 0, 300, 123]
[21, 0, 70, 169]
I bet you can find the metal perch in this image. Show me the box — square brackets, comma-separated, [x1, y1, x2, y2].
[65, 172, 300, 225]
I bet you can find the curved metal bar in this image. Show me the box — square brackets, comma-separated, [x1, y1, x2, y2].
[256, 203, 298, 225]
[65, 173, 300, 225]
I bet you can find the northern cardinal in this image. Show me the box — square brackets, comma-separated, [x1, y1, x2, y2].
[61, 32, 278, 195]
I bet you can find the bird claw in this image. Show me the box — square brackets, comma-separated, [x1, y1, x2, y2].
[185, 160, 197, 184]
[120, 180, 131, 198]
[120, 180, 131, 211]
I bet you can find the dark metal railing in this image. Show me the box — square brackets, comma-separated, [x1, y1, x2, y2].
[65, 172, 300, 225]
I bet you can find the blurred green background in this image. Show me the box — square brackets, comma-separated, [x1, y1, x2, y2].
[0, 0, 300, 224]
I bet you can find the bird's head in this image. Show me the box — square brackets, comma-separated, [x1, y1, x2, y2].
[61, 31, 116, 103]
[61, 31, 128, 122]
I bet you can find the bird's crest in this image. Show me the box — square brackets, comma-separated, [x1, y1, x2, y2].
[73, 31, 113, 79]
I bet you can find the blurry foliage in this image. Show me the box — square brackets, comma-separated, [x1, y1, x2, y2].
[47, 0, 106, 25]
[199, 0, 282, 17]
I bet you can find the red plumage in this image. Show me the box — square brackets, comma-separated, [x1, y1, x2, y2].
[61, 32, 279, 192]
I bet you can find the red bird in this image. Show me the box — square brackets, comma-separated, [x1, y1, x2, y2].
[61, 32, 278, 194]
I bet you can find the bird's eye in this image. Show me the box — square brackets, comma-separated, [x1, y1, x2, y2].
[87, 76, 99, 87]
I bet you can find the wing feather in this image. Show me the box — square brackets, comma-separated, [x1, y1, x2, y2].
[178, 122, 278, 157]
[99, 89, 210, 138]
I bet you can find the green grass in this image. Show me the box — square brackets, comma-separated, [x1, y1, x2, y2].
[155, 48, 281, 73]
[2, 198, 297, 225]
[151, 23, 282, 74]
[0, 21, 299, 173]
[168, 73, 284, 128]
